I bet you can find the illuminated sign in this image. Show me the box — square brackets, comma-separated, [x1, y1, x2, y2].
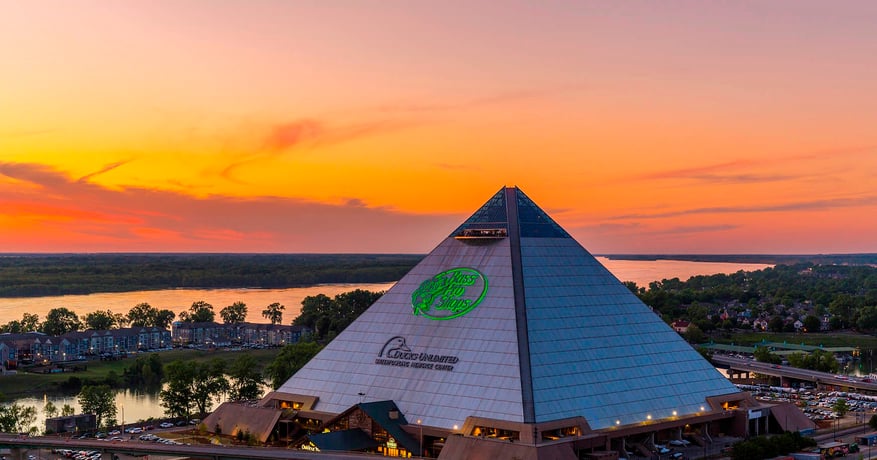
[411, 267, 487, 320]
[376, 336, 458, 372]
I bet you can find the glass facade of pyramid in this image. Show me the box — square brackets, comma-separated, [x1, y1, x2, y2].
[270, 187, 796, 458]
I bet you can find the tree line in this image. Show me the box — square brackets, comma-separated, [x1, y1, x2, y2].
[0, 253, 420, 297]
[628, 262, 877, 336]
[1, 301, 290, 335]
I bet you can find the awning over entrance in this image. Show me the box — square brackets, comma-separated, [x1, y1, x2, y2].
[770, 402, 817, 433]
[309, 429, 380, 451]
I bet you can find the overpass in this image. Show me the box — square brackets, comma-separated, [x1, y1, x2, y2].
[712, 355, 877, 393]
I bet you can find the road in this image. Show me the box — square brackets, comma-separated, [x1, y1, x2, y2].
[0, 434, 386, 460]
[713, 355, 877, 392]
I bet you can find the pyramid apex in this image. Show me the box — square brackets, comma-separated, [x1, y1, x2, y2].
[452, 186, 569, 240]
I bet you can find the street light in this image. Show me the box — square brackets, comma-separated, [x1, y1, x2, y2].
[417, 419, 423, 457]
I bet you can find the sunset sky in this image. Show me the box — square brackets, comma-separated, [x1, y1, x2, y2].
[2, 1, 876, 254]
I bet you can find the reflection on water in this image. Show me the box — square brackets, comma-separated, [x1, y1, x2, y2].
[0, 260, 773, 323]
[596, 257, 772, 288]
[7, 384, 271, 433]
[0, 283, 397, 326]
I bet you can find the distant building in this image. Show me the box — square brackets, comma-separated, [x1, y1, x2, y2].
[45, 413, 96, 434]
[0, 327, 171, 364]
[0, 340, 16, 371]
[171, 321, 309, 347]
[671, 319, 691, 333]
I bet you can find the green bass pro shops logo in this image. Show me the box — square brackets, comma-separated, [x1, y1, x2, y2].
[411, 267, 488, 320]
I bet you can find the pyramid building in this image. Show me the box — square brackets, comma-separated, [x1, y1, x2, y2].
[277, 186, 758, 458]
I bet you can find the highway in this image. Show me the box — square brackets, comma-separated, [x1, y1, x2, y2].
[712, 355, 877, 393]
[0, 434, 387, 460]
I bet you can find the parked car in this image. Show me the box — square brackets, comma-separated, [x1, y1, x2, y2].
[159, 422, 174, 429]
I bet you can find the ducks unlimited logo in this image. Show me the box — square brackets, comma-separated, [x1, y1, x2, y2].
[411, 267, 487, 320]
[375, 336, 458, 371]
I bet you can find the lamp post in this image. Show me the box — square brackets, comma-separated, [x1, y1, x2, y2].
[417, 419, 423, 458]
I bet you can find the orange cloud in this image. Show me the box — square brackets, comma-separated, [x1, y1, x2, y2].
[0, 162, 461, 253]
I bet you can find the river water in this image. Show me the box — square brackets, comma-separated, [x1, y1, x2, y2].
[1, 257, 772, 431]
[0, 258, 771, 323]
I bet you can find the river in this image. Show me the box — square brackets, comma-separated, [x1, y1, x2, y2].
[0, 258, 772, 323]
[1, 257, 772, 431]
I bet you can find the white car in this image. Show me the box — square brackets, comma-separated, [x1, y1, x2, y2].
[159, 422, 174, 429]
[669, 440, 691, 447]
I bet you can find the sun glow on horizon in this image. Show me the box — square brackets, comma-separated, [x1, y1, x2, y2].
[2, 2, 876, 253]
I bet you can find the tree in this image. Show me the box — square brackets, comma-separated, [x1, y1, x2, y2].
[293, 290, 383, 341]
[127, 303, 158, 327]
[0, 394, 38, 434]
[21, 313, 40, 332]
[683, 324, 706, 344]
[0, 313, 42, 334]
[160, 361, 195, 419]
[44, 401, 58, 419]
[802, 315, 822, 333]
[228, 354, 264, 401]
[622, 281, 642, 294]
[155, 309, 176, 330]
[161, 359, 228, 418]
[832, 398, 850, 417]
[753, 346, 781, 364]
[294, 294, 332, 335]
[42, 307, 82, 336]
[192, 359, 228, 415]
[123, 353, 164, 386]
[829, 294, 856, 329]
[221, 301, 248, 324]
[179, 301, 215, 323]
[78, 385, 117, 429]
[787, 349, 839, 373]
[84, 309, 127, 330]
[0, 319, 22, 333]
[0, 403, 37, 434]
[265, 341, 323, 389]
[687, 302, 710, 324]
[768, 316, 785, 333]
[61, 404, 75, 417]
[857, 305, 877, 331]
[262, 302, 285, 325]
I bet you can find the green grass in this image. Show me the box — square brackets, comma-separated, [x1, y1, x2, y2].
[708, 330, 877, 349]
[0, 347, 283, 398]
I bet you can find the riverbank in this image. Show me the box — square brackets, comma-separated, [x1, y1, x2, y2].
[0, 347, 283, 397]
